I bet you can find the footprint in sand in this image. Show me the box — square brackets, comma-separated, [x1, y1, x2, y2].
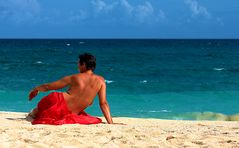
[57, 133, 69, 138]
[192, 141, 204, 145]
[40, 131, 51, 136]
[197, 123, 206, 126]
[231, 127, 239, 130]
[23, 139, 38, 144]
[166, 136, 175, 140]
[135, 135, 146, 140]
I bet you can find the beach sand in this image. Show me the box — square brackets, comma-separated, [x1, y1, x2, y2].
[0, 112, 239, 148]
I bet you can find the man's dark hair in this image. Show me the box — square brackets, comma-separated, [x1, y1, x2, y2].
[79, 53, 96, 71]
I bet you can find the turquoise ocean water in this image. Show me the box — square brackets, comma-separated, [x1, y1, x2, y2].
[0, 39, 239, 120]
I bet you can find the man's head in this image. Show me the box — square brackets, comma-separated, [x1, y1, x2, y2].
[78, 53, 96, 72]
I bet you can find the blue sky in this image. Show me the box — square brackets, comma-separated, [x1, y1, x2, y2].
[0, 0, 238, 38]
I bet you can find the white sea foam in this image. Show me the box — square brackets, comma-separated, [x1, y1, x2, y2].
[161, 110, 171, 113]
[148, 110, 171, 113]
[66, 43, 71, 46]
[35, 61, 43, 64]
[105, 80, 114, 84]
[140, 80, 147, 83]
[213, 68, 224, 71]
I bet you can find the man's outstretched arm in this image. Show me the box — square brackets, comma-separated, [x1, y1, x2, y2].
[29, 76, 71, 101]
[98, 81, 113, 124]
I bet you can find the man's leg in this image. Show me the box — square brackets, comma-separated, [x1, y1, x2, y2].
[27, 108, 39, 119]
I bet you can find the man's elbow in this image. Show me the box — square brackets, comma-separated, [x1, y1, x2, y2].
[99, 102, 108, 107]
[41, 84, 50, 91]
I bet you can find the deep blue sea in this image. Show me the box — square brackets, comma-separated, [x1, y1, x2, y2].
[0, 39, 239, 120]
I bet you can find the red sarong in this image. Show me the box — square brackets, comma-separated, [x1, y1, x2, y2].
[32, 92, 102, 125]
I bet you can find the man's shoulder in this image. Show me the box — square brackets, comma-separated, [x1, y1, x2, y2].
[95, 75, 106, 90]
[67, 73, 83, 81]
[68, 73, 80, 78]
[95, 74, 105, 82]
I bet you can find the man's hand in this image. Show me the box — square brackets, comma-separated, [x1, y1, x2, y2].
[29, 89, 39, 101]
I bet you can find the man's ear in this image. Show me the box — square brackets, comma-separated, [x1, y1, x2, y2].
[82, 62, 86, 67]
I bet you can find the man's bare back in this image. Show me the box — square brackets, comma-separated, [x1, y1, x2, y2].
[63, 72, 104, 114]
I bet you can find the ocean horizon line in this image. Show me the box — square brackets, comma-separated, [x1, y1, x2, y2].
[0, 38, 239, 40]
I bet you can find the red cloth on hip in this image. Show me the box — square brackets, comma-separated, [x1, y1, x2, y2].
[32, 92, 102, 125]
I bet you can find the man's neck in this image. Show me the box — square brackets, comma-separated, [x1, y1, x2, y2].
[84, 70, 93, 74]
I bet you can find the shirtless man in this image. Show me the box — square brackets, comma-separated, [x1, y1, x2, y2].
[29, 53, 113, 124]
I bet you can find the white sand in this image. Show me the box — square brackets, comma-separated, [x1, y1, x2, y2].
[0, 111, 239, 148]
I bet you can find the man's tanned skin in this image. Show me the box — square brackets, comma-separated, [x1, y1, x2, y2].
[29, 54, 113, 124]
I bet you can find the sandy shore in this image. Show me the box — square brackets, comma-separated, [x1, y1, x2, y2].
[0, 112, 239, 148]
